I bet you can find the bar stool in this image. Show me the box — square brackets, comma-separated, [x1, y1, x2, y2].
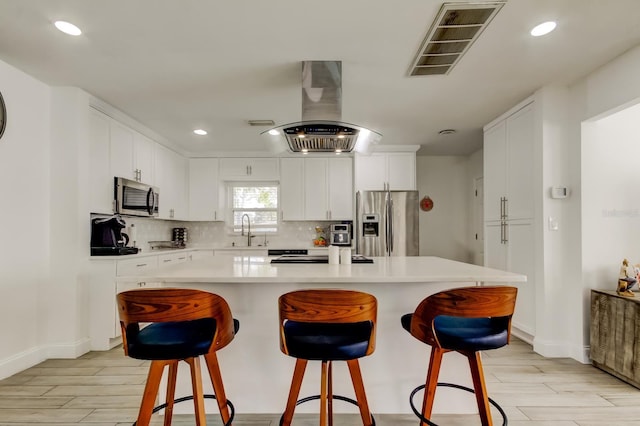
[401, 286, 517, 426]
[278, 289, 377, 426]
[116, 288, 239, 426]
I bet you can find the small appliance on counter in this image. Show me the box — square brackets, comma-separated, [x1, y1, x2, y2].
[90, 215, 139, 256]
[329, 223, 352, 246]
[172, 227, 188, 248]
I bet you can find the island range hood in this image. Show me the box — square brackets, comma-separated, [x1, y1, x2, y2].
[263, 61, 381, 154]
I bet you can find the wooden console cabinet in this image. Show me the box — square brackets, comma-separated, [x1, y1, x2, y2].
[590, 289, 640, 389]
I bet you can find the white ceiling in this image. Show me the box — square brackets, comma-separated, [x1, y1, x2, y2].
[1, 0, 640, 156]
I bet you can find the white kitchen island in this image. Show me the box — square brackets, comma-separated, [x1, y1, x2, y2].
[115, 255, 526, 416]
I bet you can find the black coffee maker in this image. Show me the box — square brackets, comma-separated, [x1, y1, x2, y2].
[91, 215, 139, 256]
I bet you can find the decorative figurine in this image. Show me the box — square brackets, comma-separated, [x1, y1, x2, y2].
[617, 258, 638, 297]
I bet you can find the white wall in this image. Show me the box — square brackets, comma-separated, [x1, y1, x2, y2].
[563, 44, 640, 361]
[47, 87, 92, 358]
[417, 155, 481, 263]
[0, 59, 51, 376]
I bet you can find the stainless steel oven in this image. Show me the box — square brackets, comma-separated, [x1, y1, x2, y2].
[114, 177, 159, 217]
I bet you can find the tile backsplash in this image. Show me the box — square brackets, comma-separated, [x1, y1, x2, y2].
[90, 214, 345, 252]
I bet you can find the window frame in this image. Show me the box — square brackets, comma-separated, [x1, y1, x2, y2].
[226, 181, 280, 234]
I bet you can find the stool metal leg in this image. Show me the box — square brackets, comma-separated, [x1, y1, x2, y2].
[186, 357, 207, 426]
[346, 359, 373, 426]
[421, 347, 445, 426]
[282, 359, 308, 426]
[163, 361, 179, 426]
[204, 351, 233, 425]
[466, 351, 492, 426]
[137, 360, 171, 426]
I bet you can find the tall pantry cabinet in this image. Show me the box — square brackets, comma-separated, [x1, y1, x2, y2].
[483, 98, 536, 338]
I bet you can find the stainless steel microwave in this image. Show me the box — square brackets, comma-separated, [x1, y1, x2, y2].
[114, 177, 159, 217]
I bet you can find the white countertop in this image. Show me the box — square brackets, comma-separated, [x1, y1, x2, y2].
[117, 254, 526, 284]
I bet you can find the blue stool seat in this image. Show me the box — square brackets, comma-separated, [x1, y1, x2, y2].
[117, 288, 238, 426]
[279, 289, 377, 426]
[127, 318, 240, 361]
[401, 313, 508, 352]
[402, 286, 517, 426]
[283, 320, 373, 361]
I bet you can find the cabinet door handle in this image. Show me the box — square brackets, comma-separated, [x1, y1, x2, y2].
[163, 259, 171, 263]
[214, 211, 217, 220]
[249, 165, 252, 175]
[136, 263, 147, 268]
[138, 282, 146, 287]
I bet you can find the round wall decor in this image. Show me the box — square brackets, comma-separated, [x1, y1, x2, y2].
[420, 196, 434, 212]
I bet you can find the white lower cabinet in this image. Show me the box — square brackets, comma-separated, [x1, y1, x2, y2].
[484, 220, 535, 336]
[158, 251, 189, 266]
[90, 250, 205, 350]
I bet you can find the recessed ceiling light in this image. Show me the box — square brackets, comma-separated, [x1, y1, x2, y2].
[438, 129, 456, 135]
[54, 21, 82, 36]
[193, 129, 207, 136]
[268, 129, 280, 136]
[301, 148, 309, 155]
[530, 21, 556, 37]
[335, 149, 342, 154]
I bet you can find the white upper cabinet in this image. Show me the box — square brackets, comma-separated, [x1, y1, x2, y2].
[355, 152, 416, 191]
[327, 157, 353, 220]
[219, 158, 279, 181]
[108, 120, 155, 185]
[155, 144, 188, 220]
[109, 120, 135, 181]
[133, 133, 155, 185]
[483, 102, 534, 222]
[189, 158, 222, 221]
[304, 158, 330, 221]
[88, 110, 113, 214]
[303, 157, 353, 221]
[280, 158, 305, 221]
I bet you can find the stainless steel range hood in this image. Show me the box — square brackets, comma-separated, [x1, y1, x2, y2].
[263, 61, 381, 154]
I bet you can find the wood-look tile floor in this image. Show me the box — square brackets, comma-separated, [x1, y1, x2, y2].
[1, 337, 640, 425]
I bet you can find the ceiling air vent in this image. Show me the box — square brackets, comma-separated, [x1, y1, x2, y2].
[409, 2, 506, 76]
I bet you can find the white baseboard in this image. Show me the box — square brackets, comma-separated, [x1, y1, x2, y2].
[511, 326, 534, 345]
[0, 338, 92, 380]
[46, 337, 92, 359]
[512, 326, 591, 364]
[0, 346, 48, 380]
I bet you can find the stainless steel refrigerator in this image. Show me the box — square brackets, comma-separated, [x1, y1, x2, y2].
[355, 190, 419, 256]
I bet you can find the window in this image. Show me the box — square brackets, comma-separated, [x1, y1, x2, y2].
[229, 183, 278, 233]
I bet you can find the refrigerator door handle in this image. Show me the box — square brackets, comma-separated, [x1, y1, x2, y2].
[388, 197, 394, 255]
[355, 191, 361, 254]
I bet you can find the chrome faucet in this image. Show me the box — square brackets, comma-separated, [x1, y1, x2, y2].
[241, 213, 251, 246]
